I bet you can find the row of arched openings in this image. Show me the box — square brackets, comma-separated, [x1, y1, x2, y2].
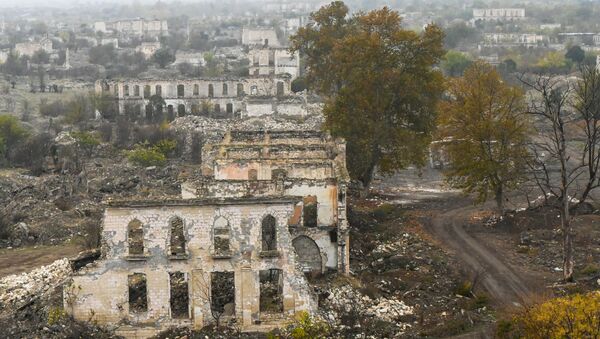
[117, 83, 246, 98]
[126, 215, 278, 256]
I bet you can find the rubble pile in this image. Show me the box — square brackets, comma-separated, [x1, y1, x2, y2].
[171, 113, 324, 137]
[322, 285, 414, 326]
[0, 160, 183, 248]
[0, 258, 72, 313]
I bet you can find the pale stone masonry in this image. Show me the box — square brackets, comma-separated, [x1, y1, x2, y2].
[66, 197, 317, 338]
[185, 130, 351, 274]
[66, 129, 350, 338]
[95, 75, 293, 118]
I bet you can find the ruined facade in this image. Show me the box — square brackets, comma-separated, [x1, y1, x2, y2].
[14, 37, 53, 57]
[66, 198, 317, 338]
[94, 19, 168, 37]
[248, 47, 300, 80]
[241, 27, 280, 47]
[65, 130, 349, 337]
[183, 130, 350, 274]
[95, 75, 293, 119]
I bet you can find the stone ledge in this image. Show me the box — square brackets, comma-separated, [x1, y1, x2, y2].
[124, 254, 150, 261]
[259, 250, 280, 258]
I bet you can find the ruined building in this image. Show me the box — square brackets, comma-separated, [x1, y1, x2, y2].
[248, 47, 300, 80]
[96, 75, 294, 119]
[94, 19, 168, 38]
[65, 130, 349, 338]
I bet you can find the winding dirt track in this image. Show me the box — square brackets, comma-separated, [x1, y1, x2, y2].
[428, 203, 531, 307]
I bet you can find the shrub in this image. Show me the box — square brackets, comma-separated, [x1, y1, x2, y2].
[0, 115, 30, 164]
[153, 139, 176, 156]
[72, 131, 100, 156]
[126, 143, 166, 167]
[454, 280, 473, 297]
[499, 292, 600, 338]
[269, 311, 330, 339]
[47, 307, 68, 325]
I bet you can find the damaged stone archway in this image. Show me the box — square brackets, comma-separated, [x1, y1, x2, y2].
[292, 235, 322, 274]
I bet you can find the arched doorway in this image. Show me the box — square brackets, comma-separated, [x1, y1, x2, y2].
[292, 236, 322, 273]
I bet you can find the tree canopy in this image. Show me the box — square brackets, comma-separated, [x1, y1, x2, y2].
[437, 62, 530, 212]
[290, 1, 445, 190]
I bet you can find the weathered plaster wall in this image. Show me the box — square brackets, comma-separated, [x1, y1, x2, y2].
[67, 200, 317, 336]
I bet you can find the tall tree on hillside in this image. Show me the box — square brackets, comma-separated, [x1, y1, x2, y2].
[437, 62, 530, 213]
[290, 2, 445, 192]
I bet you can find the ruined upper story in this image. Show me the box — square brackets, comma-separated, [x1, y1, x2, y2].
[95, 75, 292, 101]
[201, 130, 349, 183]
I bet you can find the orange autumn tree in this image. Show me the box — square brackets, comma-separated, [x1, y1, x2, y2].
[291, 2, 445, 193]
[437, 62, 530, 213]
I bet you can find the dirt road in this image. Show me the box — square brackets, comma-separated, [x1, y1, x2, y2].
[428, 201, 531, 307]
[0, 243, 83, 278]
[373, 168, 534, 307]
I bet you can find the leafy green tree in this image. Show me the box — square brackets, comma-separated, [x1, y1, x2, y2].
[31, 50, 50, 64]
[89, 44, 117, 66]
[444, 22, 479, 49]
[291, 76, 308, 93]
[437, 62, 530, 213]
[72, 131, 100, 157]
[0, 115, 29, 163]
[152, 48, 176, 68]
[441, 50, 473, 77]
[565, 45, 585, 64]
[536, 51, 571, 73]
[291, 2, 445, 191]
[1, 52, 27, 76]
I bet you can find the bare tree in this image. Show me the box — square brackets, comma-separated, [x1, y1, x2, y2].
[521, 66, 600, 281]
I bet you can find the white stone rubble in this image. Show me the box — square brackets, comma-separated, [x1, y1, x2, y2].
[0, 258, 72, 312]
[323, 285, 413, 330]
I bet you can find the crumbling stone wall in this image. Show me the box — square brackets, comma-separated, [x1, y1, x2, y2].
[188, 130, 351, 274]
[66, 198, 317, 337]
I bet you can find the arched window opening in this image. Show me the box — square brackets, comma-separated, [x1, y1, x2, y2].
[178, 104, 186, 117]
[213, 216, 230, 256]
[222, 83, 228, 96]
[208, 84, 214, 98]
[169, 217, 186, 256]
[177, 84, 185, 98]
[128, 219, 144, 255]
[261, 215, 277, 252]
[155, 85, 162, 96]
[193, 84, 199, 96]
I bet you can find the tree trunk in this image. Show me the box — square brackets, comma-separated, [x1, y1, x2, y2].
[495, 184, 504, 215]
[562, 195, 574, 281]
[359, 160, 378, 198]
